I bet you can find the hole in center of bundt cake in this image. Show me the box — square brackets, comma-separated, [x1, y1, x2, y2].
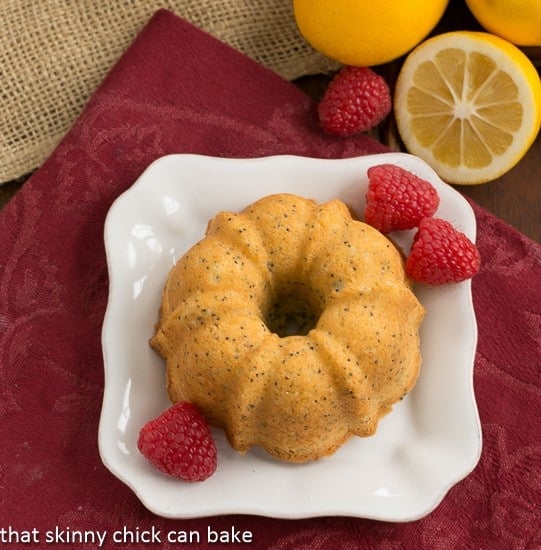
[264, 282, 321, 338]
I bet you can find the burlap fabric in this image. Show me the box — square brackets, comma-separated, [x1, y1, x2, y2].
[0, 0, 340, 184]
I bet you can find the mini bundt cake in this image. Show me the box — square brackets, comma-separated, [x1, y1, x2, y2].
[150, 193, 425, 463]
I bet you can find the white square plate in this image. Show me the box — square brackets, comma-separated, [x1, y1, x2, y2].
[99, 153, 481, 520]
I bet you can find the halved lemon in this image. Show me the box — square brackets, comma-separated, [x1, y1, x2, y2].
[394, 31, 541, 184]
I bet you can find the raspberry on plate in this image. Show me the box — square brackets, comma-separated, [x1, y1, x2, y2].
[137, 401, 217, 482]
[406, 217, 481, 285]
[318, 66, 391, 136]
[364, 164, 440, 233]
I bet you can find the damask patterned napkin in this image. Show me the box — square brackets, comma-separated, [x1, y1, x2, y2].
[0, 9, 539, 549]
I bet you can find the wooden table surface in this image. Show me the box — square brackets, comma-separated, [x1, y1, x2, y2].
[0, 1, 539, 243]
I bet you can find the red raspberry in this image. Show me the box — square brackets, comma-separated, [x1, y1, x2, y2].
[406, 217, 481, 285]
[318, 66, 391, 136]
[364, 164, 440, 233]
[137, 402, 217, 482]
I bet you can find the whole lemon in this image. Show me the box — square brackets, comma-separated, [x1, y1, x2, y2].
[293, 0, 449, 67]
[465, 0, 541, 46]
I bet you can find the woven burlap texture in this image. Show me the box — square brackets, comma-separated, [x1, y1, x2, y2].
[0, 0, 340, 184]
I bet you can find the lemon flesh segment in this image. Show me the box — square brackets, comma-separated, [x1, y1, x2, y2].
[395, 32, 541, 184]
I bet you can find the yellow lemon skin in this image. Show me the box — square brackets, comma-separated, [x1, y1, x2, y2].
[465, 0, 541, 46]
[293, 0, 449, 67]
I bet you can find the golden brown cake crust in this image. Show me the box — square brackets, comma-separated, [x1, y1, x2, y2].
[150, 193, 425, 463]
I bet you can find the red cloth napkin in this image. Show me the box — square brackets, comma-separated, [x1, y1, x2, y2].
[1, 9, 539, 549]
